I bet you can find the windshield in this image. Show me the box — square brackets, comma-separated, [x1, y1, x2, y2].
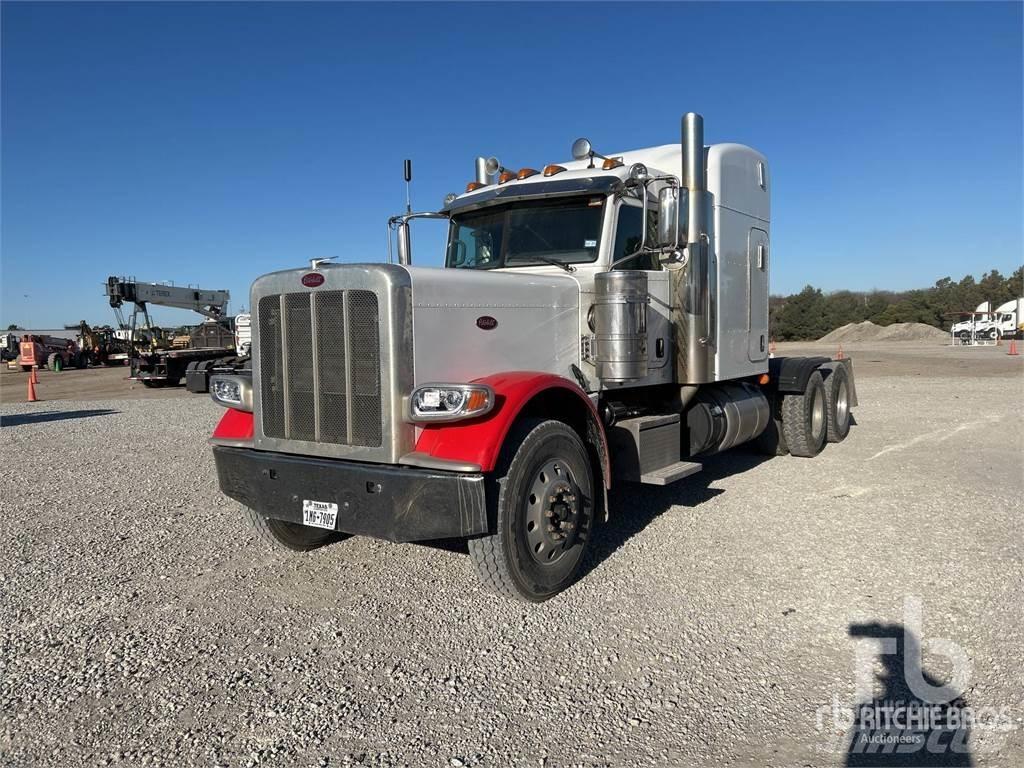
[446, 196, 605, 269]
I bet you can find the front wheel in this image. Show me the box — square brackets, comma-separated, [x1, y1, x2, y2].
[47, 353, 63, 372]
[468, 418, 596, 602]
[244, 506, 342, 552]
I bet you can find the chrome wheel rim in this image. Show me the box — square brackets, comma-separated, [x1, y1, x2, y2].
[836, 380, 850, 427]
[811, 385, 825, 441]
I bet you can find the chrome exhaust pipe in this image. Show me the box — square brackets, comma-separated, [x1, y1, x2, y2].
[475, 156, 489, 186]
[672, 112, 714, 384]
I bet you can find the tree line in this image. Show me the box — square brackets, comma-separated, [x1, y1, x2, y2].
[769, 267, 1024, 341]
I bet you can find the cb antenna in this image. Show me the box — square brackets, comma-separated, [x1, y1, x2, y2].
[404, 159, 412, 214]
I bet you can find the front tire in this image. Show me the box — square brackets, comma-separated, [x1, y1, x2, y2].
[244, 506, 340, 552]
[468, 419, 596, 602]
[781, 370, 828, 458]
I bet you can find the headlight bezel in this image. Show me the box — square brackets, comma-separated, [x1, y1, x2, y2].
[209, 373, 253, 412]
[408, 383, 495, 423]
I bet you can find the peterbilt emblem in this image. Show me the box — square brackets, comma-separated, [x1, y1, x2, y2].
[301, 273, 325, 287]
[476, 316, 498, 330]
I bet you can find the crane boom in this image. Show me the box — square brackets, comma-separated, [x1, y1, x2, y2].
[105, 276, 230, 319]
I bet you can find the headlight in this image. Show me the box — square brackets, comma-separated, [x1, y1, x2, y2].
[210, 374, 253, 412]
[409, 383, 494, 422]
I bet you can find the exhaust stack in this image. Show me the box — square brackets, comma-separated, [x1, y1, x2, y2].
[475, 156, 489, 186]
[671, 112, 714, 384]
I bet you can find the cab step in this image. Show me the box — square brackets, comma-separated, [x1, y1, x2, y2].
[640, 460, 703, 486]
[608, 413, 703, 486]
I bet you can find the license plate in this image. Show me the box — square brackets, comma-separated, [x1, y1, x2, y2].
[302, 499, 338, 530]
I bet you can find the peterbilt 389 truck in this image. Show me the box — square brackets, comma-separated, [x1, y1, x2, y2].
[209, 112, 856, 602]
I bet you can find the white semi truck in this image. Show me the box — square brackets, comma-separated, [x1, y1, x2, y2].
[208, 113, 857, 601]
[950, 299, 1024, 342]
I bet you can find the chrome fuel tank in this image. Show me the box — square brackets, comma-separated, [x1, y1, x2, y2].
[594, 270, 649, 383]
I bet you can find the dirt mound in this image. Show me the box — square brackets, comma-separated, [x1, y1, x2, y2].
[817, 321, 947, 343]
[818, 321, 881, 343]
[874, 322, 949, 342]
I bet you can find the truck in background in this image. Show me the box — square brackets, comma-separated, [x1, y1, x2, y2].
[105, 276, 237, 388]
[208, 112, 858, 601]
[950, 298, 1024, 342]
[17, 334, 84, 372]
[990, 298, 1024, 340]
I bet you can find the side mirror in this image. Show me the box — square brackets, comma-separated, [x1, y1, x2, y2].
[656, 186, 679, 248]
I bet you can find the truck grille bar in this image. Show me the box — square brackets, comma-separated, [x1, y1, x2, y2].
[258, 290, 382, 447]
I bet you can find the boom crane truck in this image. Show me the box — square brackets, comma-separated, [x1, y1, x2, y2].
[209, 112, 857, 602]
[105, 277, 236, 388]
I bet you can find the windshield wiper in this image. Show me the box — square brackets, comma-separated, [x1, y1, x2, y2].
[507, 254, 576, 273]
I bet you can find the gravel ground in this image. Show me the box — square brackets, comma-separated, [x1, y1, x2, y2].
[1, 364, 1022, 767]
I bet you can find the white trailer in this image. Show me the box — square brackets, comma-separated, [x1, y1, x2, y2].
[208, 112, 857, 601]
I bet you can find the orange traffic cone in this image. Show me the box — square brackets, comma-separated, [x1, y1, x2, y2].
[27, 374, 38, 402]
[836, 344, 845, 360]
[30, 365, 38, 384]
[1009, 339, 1019, 356]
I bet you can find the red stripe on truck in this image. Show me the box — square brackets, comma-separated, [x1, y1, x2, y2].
[212, 408, 254, 441]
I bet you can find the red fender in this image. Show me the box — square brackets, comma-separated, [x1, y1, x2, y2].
[413, 371, 610, 486]
[211, 408, 254, 442]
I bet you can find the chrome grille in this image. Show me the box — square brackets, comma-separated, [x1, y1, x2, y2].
[258, 290, 382, 447]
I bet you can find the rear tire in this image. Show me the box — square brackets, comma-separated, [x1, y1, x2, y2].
[781, 370, 827, 458]
[47, 353, 63, 372]
[823, 366, 852, 443]
[468, 418, 596, 602]
[244, 506, 341, 552]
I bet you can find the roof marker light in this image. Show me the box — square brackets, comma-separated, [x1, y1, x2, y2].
[543, 164, 567, 177]
[498, 170, 516, 184]
[602, 157, 625, 170]
[466, 181, 485, 192]
[516, 168, 539, 180]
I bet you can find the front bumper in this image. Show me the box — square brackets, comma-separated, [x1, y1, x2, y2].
[213, 446, 488, 542]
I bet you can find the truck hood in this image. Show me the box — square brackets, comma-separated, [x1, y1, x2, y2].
[402, 265, 581, 385]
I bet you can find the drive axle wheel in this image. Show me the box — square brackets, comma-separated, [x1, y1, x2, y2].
[824, 365, 852, 443]
[244, 506, 341, 552]
[781, 370, 827, 458]
[469, 418, 595, 602]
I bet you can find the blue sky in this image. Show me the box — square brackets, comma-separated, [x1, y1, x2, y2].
[2, 1, 1021, 328]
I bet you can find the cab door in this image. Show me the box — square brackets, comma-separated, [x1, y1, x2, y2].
[747, 228, 769, 362]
